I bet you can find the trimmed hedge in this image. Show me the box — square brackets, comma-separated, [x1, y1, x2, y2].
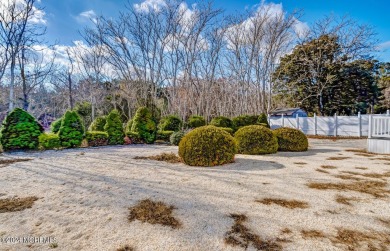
[85, 131, 109, 147]
[89, 116, 107, 131]
[104, 110, 124, 145]
[179, 126, 237, 166]
[169, 130, 186, 146]
[273, 127, 308, 152]
[58, 110, 85, 148]
[210, 116, 233, 128]
[234, 125, 278, 155]
[51, 118, 62, 133]
[157, 130, 174, 141]
[219, 127, 234, 135]
[130, 107, 157, 144]
[186, 115, 206, 128]
[0, 108, 44, 151]
[158, 115, 182, 131]
[39, 133, 61, 150]
[232, 115, 259, 130]
[258, 113, 270, 128]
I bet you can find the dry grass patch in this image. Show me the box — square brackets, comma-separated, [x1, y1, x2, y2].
[335, 195, 358, 205]
[0, 158, 32, 167]
[331, 228, 390, 250]
[333, 174, 363, 181]
[376, 157, 390, 161]
[326, 156, 350, 160]
[0, 196, 38, 213]
[294, 162, 307, 165]
[321, 165, 337, 169]
[224, 214, 282, 251]
[116, 245, 134, 251]
[307, 180, 389, 198]
[280, 228, 292, 234]
[355, 167, 368, 170]
[341, 171, 390, 179]
[301, 230, 325, 239]
[316, 169, 330, 174]
[133, 153, 182, 164]
[127, 199, 181, 229]
[256, 198, 309, 209]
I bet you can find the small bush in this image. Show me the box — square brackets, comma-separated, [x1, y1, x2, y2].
[232, 115, 259, 130]
[51, 118, 62, 133]
[273, 127, 308, 152]
[234, 125, 278, 154]
[38, 133, 61, 150]
[86, 131, 109, 147]
[219, 127, 234, 135]
[169, 130, 186, 146]
[131, 107, 157, 144]
[125, 119, 133, 134]
[258, 113, 270, 128]
[186, 115, 206, 128]
[157, 131, 174, 141]
[58, 110, 85, 148]
[158, 115, 182, 131]
[89, 116, 107, 131]
[210, 116, 233, 128]
[179, 126, 237, 166]
[0, 108, 44, 151]
[104, 110, 124, 145]
[126, 131, 143, 144]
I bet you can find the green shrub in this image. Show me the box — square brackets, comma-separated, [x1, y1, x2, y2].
[179, 126, 237, 166]
[39, 133, 61, 150]
[130, 107, 157, 144]
[157, 130, 174, 141]
[158, 115, 182, 131]
[125, 119, 133, 133]
[234, 125, 278, 155]
[0, 108, 44, 151]
[58, 110, 85, 148]
[89, 116, 107, 131]
[258, 113, 270, 128]
[232, 115, 259, 130]
[126, 131, 143, 144]
[273, 127, 308, 152]
[210, 116, 233, 128]
[169, 130, 186, 146]
[186, 115, 206, 128]
[219, 127, 234, 135]
[75, 101, 93, 129]
[104, 110, 124, 145]
[51, 118, 62, 133]
[85, 131, 109, 147]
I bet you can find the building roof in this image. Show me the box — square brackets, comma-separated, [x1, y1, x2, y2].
[270, 108, 304, 116]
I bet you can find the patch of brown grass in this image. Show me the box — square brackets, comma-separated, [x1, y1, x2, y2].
[376, 157, 390, 161]
[280, 228, 292, 234]
[127, 199, 181, 229]
[316, 169, 330, 174]
[321, 165, 337, 169]
[330, 228, 390, 250]
[301, 230, 325, 239]
[224, 214, 282, 251]
[333, 174, 363, 181]
[0, 158, 32, 167]
[355, 167, 368, 170]
[294, 162, 307, 165]
[345, 149, 369, 153]
[133, 153, 182, 164]
[355, 153, 376, 157]
[116, 245, 134, 251]
[341, 171, 390, 179]
[377, 218, 390, 228]
[335, 195, 358, 205]
[0, 196, 38, 213]
[326, 156, 350, 160]
[256, 198, 309, 209]
[307, 180, 389, 198]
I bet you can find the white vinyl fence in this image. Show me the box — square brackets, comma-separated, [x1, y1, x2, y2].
[369, 115, 390, 138]
[269, 111, 390, 137]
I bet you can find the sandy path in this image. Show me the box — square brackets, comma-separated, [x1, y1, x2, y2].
[0, 139, 389, 251]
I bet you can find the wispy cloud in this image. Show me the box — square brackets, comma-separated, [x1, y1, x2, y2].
[76, 10, 97, 23]
[134, 0, 167, 13]
[379, 41, 390, 50]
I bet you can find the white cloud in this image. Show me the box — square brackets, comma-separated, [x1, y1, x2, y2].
[134, 0, 167, 13]
[76, 10, 97, 23]
[379, 41, 390, 50]
[0, 0, 47, 25]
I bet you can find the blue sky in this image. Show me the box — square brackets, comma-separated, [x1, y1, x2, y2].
[40, 0, 390, 61]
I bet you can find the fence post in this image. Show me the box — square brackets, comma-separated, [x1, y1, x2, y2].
[314, 113, 317, 135]
[267, 114, 271, 127]
[296, 114, 299, 129]
[387, 110, 390, 116]
[281, 114, 284, 127]
[358, 112, 362, 137]
[368, 115, 372, 139]
[334, 113, 338, 137]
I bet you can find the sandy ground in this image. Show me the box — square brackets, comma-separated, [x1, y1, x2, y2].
[0, 139, 389, 251]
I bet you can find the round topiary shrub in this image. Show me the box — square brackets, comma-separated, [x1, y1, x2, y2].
[186, 115, 206, 128]
[257, 113, 270, 128]
[210, 116, 233, 128]
[104, 110, 124, 145]
[234, 125, 278, 155]
[89, 116, 107, 131]
[273, 127, 308, 152]
[131, 107, 157, 144]
[179, 126, 237, 166]
[58, 110, 85, 148]
[51, 118, 62, 133]
[169, 130, 186, 146]
[39, 133, 61, 150]
[0, 108, 44, 151]
[158, 115, 182, 132]
[85, 131, 109, 147]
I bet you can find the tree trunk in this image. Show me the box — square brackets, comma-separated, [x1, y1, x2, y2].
[9, 58, 15, 111]
[68, 72, 74, 109]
